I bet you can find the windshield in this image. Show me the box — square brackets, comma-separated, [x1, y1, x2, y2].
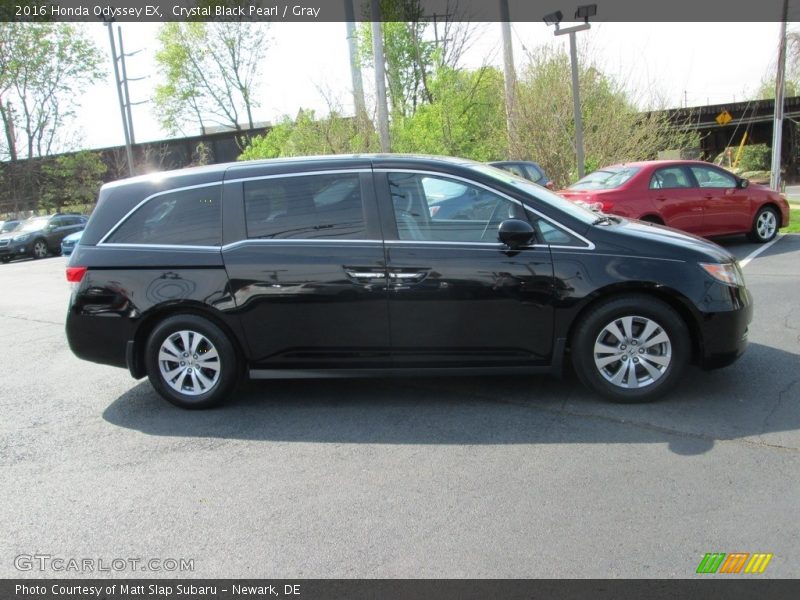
[17, 217, 50, 232]
[568, 167, 639, 191]
[470, 164, 598, 225]
[1, 221, 19, 233]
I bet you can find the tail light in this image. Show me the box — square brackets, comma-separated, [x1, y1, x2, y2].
[66, 266, 87, 283]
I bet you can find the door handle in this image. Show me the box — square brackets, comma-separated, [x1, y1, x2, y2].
[388, 269, 429, 287]
[343, 268, 386, 285]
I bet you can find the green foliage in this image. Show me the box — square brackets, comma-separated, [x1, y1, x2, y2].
[239, 110, 379, 160]
[514, 45, 699, 188]
[390, 66, 506, 161]
[0, 22, 103, 159]
[737, 144, 771, 172]
[40, 151, 106, 212]
[153, 21, 268, 134]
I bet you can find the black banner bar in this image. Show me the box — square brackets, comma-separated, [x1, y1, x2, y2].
[1, 0, 795, 23]
[2, 580, 800, 600]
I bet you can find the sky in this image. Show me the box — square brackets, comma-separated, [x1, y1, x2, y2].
[72, 21, 790, 151]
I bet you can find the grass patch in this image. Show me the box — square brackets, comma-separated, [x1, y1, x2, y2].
[781, 207, 800, 233]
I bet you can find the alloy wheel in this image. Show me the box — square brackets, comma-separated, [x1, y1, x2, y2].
[157, 330, 221, 396]
[593, 315, 672, 389]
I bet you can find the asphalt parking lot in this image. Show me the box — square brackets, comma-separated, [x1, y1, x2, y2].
[1, 235, 799, 579]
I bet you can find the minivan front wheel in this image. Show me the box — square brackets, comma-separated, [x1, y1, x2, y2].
[571, 295, 689, 403]
[145, 314, 239, 409]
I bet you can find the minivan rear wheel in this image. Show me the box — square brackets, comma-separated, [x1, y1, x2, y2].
[145, 314, 239, 409]
[571, 295, 689, 403]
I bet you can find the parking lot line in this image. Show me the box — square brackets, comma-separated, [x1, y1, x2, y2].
[739, 234, 784, 268]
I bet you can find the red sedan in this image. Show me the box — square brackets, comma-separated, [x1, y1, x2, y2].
[559, 160, 790, 243]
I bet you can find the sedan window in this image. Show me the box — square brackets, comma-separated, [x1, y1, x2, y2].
[690, 166, 737, 189]
[650, 167, 692, 189]
[569, 167, 639, 191]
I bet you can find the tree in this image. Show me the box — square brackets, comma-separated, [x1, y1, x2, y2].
[153, 21, 269, 135]
[513, 45, 699, 187]
[40, 150, 107, 213]
[0, 23, 102, 161]
[239, 109, 378, 160]
[391, 66, 507, 161]
[357, 1, 481, 119]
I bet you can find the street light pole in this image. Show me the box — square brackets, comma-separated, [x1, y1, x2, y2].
[567, 30, 585, 179]
[544, 5, 596, 180]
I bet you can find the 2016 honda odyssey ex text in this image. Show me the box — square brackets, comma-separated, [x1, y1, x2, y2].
[66, 155, 752, 408]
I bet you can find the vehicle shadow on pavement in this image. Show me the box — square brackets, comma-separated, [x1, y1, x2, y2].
[102, 343, 799, 457]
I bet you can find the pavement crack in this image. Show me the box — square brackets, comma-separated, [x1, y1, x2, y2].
[0, 313, 62, 326]
[760, 376, 800, 437]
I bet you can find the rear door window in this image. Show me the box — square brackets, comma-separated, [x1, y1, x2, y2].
[106, 185, 222, 246]
[244, 173, 366, 239]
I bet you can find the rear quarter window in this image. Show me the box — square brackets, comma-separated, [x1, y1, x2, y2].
[105, 185, 222, 246]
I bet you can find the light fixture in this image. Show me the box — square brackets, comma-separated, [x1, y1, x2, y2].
[543, 10, 563, 26]
[575, 4, 597, 23]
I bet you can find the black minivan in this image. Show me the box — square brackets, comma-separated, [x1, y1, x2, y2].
[66, 155, 752, 409]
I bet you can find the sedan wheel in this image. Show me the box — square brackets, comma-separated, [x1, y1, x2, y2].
[32, 239, 48, 259]
[572, 295, 689, 403]
[748, 207, 778, 243]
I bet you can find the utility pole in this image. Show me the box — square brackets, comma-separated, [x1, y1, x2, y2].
[499, 0, 516, 155]
[771, 0, 788, 191]
[370, 0, 390, 152]
[105, 20, 134, 176]
[344, 0, 367, 119]
[117, 26, 136, 144]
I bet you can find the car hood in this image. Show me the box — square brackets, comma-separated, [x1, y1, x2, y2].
[602, 218, 735, 263]
[63, 232, 83, 242]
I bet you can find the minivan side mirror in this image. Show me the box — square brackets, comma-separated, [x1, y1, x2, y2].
[737, 178, 749, 189]
[498, 219, 536, 248]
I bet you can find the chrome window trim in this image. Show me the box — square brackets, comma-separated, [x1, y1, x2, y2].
[221, 238, 383, 251]
[98, 182, 223, 246]
[374, 168, 595, 250]
[95, 243, 222, 252]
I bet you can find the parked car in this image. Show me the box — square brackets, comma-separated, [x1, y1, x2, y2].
[489, 160, 554, 189]
[559, 160, 790, 243]
[61, 230, 84, 256]
[0, 213, 87, 263]
[66, 156, 752, 409]
[0, 219, 21, 234]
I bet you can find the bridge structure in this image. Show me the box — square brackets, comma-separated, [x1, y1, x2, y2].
[657, 96, 800, 180]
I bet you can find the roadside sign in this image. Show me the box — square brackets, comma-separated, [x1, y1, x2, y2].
[715, 110, 733, 125]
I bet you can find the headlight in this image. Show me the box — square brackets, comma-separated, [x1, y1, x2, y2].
[699, 262, 746, 287]
[12, 233, 30, 242]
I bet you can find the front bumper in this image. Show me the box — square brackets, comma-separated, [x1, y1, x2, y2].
[0, 241, 30, 259]
[697, 284, 753, 370]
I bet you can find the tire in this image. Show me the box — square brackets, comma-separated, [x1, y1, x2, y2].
[0, 257, 9, 264]
[32, 239, 48, 259]
[145, 314, 239, 409]
[571, 295, 690, 403]
[747, 206, 779, 243]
